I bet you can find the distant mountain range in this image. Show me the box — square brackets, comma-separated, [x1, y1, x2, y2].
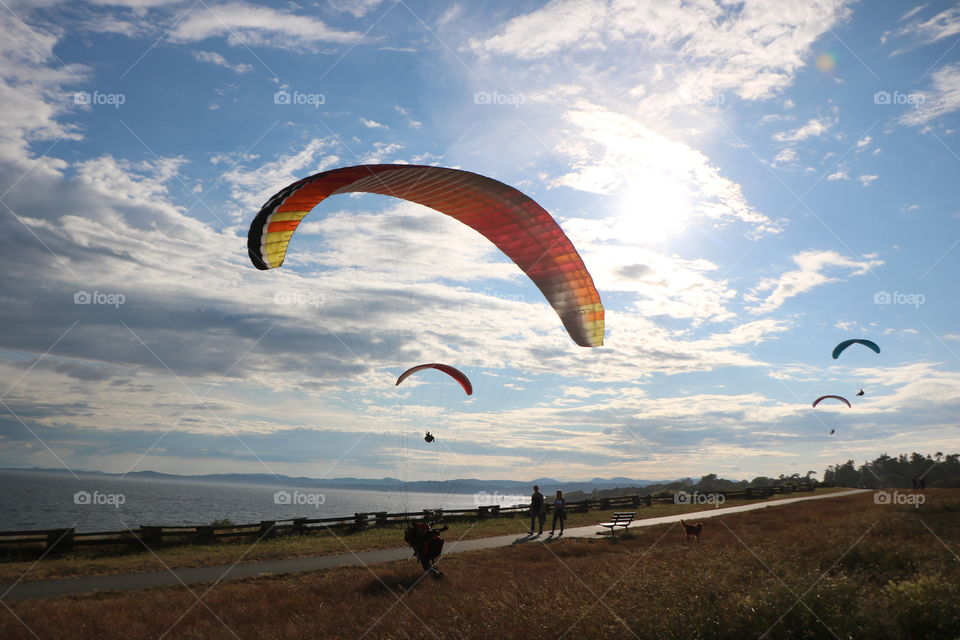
[1, 467, 672, 495]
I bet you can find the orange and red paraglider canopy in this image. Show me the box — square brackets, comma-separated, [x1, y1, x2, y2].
[247, 164, 604, 347]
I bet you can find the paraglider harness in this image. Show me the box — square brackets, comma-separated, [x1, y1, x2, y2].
[404, 520, 447, 577]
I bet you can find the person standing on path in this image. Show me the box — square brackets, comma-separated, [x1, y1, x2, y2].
[529, 485, 545, 535]
[549, 490, 566, 535]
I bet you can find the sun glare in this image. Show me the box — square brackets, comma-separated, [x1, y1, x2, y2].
[615, 174, 692, 244]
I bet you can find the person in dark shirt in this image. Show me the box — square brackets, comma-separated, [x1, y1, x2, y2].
[529, 485, 545, 535]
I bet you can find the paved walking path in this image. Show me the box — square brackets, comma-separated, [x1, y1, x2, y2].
[0, 489, 868, 601]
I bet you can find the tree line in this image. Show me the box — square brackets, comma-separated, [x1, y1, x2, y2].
[823, 452, 959, 488]
[567, 472, 817, 501]
[566, 452, 958, 501]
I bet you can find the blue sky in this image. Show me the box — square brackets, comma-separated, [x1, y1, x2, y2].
[1, 0, 959, 484]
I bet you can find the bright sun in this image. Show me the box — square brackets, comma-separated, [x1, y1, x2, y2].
[615, 173, 692, 244]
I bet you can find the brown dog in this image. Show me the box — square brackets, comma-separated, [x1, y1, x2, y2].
[680, 519, 703, 543]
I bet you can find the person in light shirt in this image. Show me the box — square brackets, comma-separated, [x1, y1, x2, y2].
[549, 490, 566, 535]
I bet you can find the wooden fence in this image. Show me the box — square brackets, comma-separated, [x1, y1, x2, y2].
[0, 483, 815, 553]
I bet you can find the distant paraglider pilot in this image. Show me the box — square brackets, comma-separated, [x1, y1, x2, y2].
[404, 521, 448, 578]
[857, 389, 865, 396]
[424, 431, 435, 443]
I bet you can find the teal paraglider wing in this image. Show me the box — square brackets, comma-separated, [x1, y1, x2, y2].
[832, 339, 880, 360]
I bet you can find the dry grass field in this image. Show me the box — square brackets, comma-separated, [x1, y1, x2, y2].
[0, 491, 844, 584]
[2, 489, 957, 639]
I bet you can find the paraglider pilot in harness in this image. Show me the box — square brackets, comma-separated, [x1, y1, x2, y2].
[404, 520, 448, 577]
[424, 431, 435, 443]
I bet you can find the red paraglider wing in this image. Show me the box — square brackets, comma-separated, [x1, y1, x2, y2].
[396, 363, 473, 396]
[247, 164, 604, 347]
[812, 395, 851, 409]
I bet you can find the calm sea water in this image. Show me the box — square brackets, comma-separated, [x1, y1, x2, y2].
[0, 471, 506, 533]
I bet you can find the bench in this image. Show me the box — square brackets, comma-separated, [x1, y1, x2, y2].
[598, 512, 635, 536]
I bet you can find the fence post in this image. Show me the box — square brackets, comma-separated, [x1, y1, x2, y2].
[140, 525, 162, 545]
[260, 520, 277, 539]
[293, 518, 307, 533]
[374, 511, 388, 527]
[478, 506, 489, 519]
[600, 498, 610, 510]
[645, 495, 652, 507]
[194, 526, 214, 543]
[490, 505, 500, 518]
[47, 528, 74, 552]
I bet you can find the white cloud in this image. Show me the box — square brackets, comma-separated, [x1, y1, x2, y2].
[471, 0, 851, 101]
[395, 105, 422, 129]
[362, 141, 404, 163]
[746, 250, 883, 314]
[471, 0, 609, 60]
[192, 50, 253, 73]
[772, 148, 798, 167]
[86, 0, 181, 6]
[898, 62, 960, 127]
[0, 14, 85, 172]
[827, 169, 849, 181]
[773, 117, 832, 142]
[79, 15, 150, 37]
[890, 5, 960, 54]
[359, 117, 387, 129]
[327, 0, 384, 18]
[170, 2, 366, 50]
[899, 5, 928, 22]
[856, 134, 872, 148]
[858, 174, 878, 186]
[220, 138, 341, 213]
